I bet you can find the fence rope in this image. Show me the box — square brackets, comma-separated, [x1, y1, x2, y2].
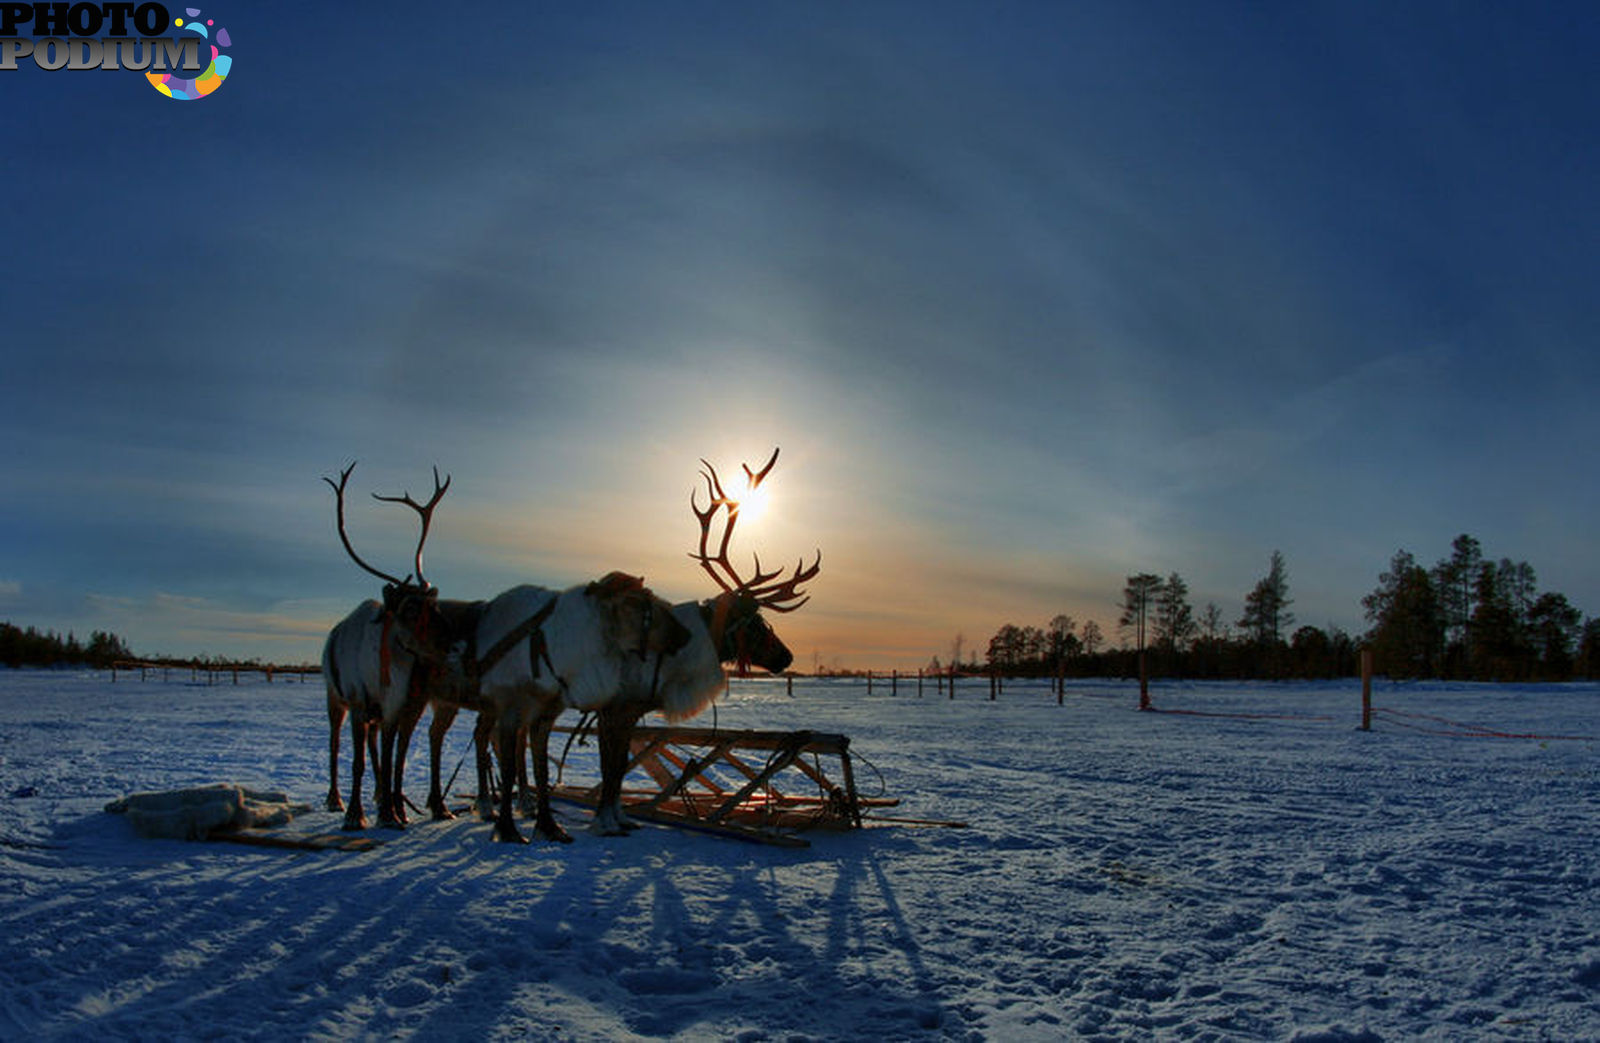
[1371, 707, 1596, 741]
[1146, 706, 1337, 722]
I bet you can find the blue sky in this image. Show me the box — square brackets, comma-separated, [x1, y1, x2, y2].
[3, 2, 1597, 667]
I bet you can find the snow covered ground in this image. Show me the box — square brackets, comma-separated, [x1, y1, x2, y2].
[1, 670, 1596, 1041]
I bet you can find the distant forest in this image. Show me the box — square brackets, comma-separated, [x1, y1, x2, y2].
[965, 536, 1600, 683]
[8, 533, 1599, 682]
[0, 623, 133, 669]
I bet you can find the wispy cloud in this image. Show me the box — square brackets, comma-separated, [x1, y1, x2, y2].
[85, 593, 336, 662]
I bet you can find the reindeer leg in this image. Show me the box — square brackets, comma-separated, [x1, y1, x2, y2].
[473, 713, 496, 821]
[529, 710, 571, 843]
[427, 701, 459, 820]
[326, 687, 345, 812]
[516, 724, 538, 818]
[491, 714, 527, 844]
[366, 718, 380, 795]
[591, 708, 639, 836]
[611, 709, 644, 831]
[391, 701, 424, 827]
[343, 709, 369, 831]
[377, 717, 405, 830]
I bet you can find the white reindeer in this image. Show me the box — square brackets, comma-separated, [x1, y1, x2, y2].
[453, 576, 686, 842]
[322, 598, 399, 830]
[581, 448, 820, 835]
[322, 463, 689, 842]
[321, 592, 455, 831]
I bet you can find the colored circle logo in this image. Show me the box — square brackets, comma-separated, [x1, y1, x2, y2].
[147, 7, 230, 100]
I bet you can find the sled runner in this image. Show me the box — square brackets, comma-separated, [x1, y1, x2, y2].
[549, 724, 898, 847]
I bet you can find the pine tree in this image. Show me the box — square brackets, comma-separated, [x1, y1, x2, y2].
[1471, 560, 1536, 680]
[1153, 572, 1196, 660]
[1432, 534, 1483, 675]
[1119, 574, 1165, 655]
[1577, 619, 1600, 680]
[1239, 551, 1294, 645]
[1528, 592, 1582, 679]
[1362, 550, 1443, 678]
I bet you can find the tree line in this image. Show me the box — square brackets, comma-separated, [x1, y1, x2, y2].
[971, 538, 1600, 682]
[0, 622, 133, 668]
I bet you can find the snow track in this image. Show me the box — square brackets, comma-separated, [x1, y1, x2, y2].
[1, 672, 1595, 1040]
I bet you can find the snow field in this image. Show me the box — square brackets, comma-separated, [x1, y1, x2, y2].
[0, 672, 1595, 1040]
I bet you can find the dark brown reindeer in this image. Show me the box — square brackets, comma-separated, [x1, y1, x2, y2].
[579, 448, 821, 834]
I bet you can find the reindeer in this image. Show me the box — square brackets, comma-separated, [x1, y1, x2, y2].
[321, 599, 385, 828]
[322, 463, 691, 843]
[580, 448, 820, 835]
[320, 463, 456, 831]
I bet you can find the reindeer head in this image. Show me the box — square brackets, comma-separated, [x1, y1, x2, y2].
[324, 462, 451, 626]
[586, 571, 692, 660]
[690, 448, 820, 674]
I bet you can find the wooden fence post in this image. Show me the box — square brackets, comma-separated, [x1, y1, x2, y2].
[891, 670, 898, 696]
[1360, 649, 1373, 731]
[867, 670, 873, 695]
[949, 664, 956, 700]
[1138, 651, 1150, 711]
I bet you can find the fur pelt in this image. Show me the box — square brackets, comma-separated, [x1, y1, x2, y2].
[322, 600, 418, 723]
[606, 601, 726, 722]
[477, 584, 631, 716]
[106, 784, 311, 841]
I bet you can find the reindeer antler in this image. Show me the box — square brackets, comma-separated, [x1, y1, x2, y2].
[323, 462, 451, 591]
[371, 466, 451, 591]
[689, 447, 820, 611]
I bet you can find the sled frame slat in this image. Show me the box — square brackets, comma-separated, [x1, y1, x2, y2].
[550, 724, 879, 842]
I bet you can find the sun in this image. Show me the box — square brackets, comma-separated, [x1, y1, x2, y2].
[735, 475, 772, 525]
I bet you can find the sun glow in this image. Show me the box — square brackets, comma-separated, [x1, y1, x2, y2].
[735, 476, 771, 525]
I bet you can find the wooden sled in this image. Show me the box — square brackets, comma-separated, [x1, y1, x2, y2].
[209, 829, 383, 852]
[549, 725, 899, 848]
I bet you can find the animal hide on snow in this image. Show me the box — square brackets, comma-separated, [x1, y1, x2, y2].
[105, 784, 312, 841]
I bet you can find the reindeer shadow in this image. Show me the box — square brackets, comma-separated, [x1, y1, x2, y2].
[16, 805, 948, 1041]
[405, 823, 951, 1040]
